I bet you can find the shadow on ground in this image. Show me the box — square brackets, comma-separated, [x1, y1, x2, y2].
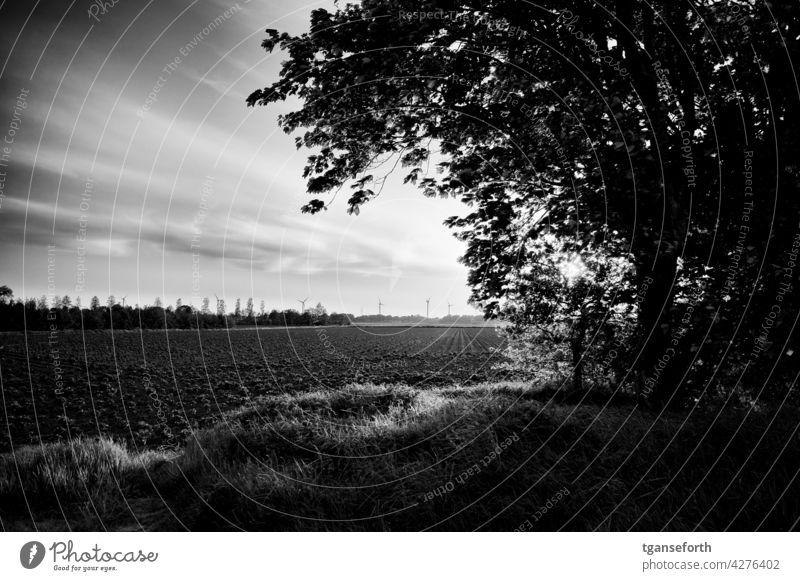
[2, 382, 798, 531]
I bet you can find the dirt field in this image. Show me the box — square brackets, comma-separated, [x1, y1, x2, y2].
[0, 326, 507, 451]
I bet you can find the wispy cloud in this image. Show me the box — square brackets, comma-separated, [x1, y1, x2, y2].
[0, 0, 477, 314]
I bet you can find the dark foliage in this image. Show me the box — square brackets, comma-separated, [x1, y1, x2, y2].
[247, 0, 800, 407]
[0, 294, 352, 331]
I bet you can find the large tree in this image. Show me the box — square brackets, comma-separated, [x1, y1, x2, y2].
[249, 0, 800, 406]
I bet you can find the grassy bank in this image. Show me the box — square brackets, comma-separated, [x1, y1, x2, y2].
[1, 383, 798, 531]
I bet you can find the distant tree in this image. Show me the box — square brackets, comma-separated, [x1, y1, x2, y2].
[110, 304, 133, 330]
[259, 299, 266, 316]
[246, 297, 255, 320]
[234, 298, 242, 319]
[107, 295, 116, 308]
[281, 309, 303, 326]
[38, 295, 48, 311]
[61, 295, 72, 309]
[328, 312, 353, 326]
[173, 304, 195, 328]
[175, 297, 183, 309]
[0, 285, 12, 304]
[310, 302, 328, 325]
[140, 305, 165, 329]
[75, 296, 82, 309]
[90, 296, 101, 311]
[153, 297, 163, 308]
[201, 297, 211, 314]
[216, 297, 226, 316]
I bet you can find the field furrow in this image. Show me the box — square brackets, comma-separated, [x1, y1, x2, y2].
[0, 326, 506, 451]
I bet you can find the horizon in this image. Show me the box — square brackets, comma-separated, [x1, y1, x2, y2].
[0, 289, 478, 318]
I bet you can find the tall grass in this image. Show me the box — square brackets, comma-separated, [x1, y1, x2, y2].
[0, 438, 175, 530]
[1, 382, 798, 531]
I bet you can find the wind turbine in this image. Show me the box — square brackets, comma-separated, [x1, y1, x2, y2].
[297, 297, 309, 312]
[425, 298, 430, 319]
[378, 298, 384, 315]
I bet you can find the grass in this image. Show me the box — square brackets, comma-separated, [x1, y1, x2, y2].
[1, 382, 798, 531]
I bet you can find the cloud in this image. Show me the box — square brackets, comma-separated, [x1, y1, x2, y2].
[0, 0, 477, 313]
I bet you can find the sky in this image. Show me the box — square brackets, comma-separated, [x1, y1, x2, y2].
[0, 0, 477, 317]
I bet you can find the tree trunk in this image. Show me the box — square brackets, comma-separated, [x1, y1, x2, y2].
[634, 250, 680, 406]
[614, 1, 691, 408]
[570, 320, 586, 392]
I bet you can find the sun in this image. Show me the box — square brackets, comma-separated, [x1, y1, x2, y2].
[559, 254, 588, 284]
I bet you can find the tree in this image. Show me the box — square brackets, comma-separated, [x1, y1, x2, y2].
[153, 297, 163, 308]
[259, 299, 266, 316]
[328, 312, 353, 326]
[173, 304, 194, 328]
[90, 296, 101, 311]
[109, 304, 133, 330]
[249, 1, 800, 407]
[502, 232, 635, 391]
[310, 302, 328, 325]
[175, 297, 182, 309]
[0, 285, 12, 304]
[246, 297, 255, 320]
[140, 305, 165, 329]
[234, 298, 242, 319]
[201, 296, 211, 314]
[61, 295, 72, 309]
[268, 309, 281, 326]
[107, 295, 116, 308]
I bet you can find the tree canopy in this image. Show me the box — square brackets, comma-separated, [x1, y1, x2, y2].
[248, 0, 800, 406]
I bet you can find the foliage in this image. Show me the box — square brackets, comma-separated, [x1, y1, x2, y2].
[499, 231, 636, 390]
[248, 0, 800, 407]
[0, 288, 353, 331]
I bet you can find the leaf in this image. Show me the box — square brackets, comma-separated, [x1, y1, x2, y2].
[301, 199, 326, 214]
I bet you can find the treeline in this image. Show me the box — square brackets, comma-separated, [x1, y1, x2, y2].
[0, 289, 352, 331]
[352, 314, 487, 325]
